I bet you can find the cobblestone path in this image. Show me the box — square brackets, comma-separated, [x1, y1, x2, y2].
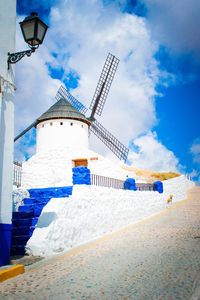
[0, 187, 200, 299]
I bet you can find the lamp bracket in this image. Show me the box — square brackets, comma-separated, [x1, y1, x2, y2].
[7, 48, 36, 69]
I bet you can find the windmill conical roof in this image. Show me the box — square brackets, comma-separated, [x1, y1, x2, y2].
[37, 98, 90, 125]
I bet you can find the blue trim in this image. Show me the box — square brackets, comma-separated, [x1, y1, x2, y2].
[72, 167, 91, 185]
[124, 178, 137, 191]
[0, 223, 12, 266]
[0, 223, 12, 230]
[153, 181, 163, 193]
[28, 186, 73, 198]
[11, 186, 73, 256]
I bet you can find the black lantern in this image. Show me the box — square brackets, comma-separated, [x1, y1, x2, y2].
[20, 12, 48, 48]
[8, 12, 48, 69]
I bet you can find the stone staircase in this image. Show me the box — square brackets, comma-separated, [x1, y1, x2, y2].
[11, 186, 73, 256]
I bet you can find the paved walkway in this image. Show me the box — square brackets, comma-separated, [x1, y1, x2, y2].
[0, 187, 200, 299]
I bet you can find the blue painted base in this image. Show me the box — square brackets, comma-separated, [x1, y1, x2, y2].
[28, 186, 73, 198]
[124, 178, 137, 191]
[10, 245, 26, 256]
[11, 186, 73, 256]
[12, 226, 35, 237]
[12, 217, 38, 227]
[72, 167, 91, 185]
[0, 223, 12, 266]
[153, 181, 163, 193]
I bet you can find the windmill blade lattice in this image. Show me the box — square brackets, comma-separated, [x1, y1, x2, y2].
[89, 53, 119, 119]
[90, 119, 129, 162]
[56, 85, 88, 115]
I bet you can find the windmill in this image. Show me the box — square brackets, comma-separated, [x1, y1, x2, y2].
[15, 53, 129, 162]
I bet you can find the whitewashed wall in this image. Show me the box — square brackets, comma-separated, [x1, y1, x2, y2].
[163, 175, 195, 203]
[0, 0, 16, 224]
[26, 176, 194, 257]
[21, 146, 130, 189]
[36, 119, 89, 153]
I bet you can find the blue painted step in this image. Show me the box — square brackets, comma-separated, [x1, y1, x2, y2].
[18, 205, 34, 212]
[23, 198, 50, 205]
[11, 245, 26, 256]
[11, 211, 37, 255]
[11, 235, 30, 246]
[28, 186, 73, 198]
[11, 186, 73, 256]
[12, 211, 34, 219]
[12, 217, 38, 227]
[12, 226, 35, 236]
[19, 201, 53, 217]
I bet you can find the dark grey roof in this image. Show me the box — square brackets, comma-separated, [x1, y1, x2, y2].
[37, 98, 90, 125]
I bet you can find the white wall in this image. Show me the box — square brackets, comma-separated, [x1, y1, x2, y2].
[36, 119, 89, 153]
[0, 0, 16, 224]
[163, 175, 195, 203]
[21, 145, 131, 189]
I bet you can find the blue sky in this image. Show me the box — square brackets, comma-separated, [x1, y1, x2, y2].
[15, 0, 200, 184]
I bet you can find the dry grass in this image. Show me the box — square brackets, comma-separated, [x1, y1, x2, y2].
[152, 172, 180, 181]
[121, 165, 180, 183]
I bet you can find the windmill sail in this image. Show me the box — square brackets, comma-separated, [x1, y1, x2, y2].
[90, 119, 129, 162]
[14, 97, 88, 143]
[56, 85, 88, 115]
[14, 120, 38, 142]
[14, 53, 129, 163]
[89, 53, 119, 119]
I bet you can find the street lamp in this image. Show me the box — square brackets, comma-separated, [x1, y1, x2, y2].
[7, 12, 48, 69]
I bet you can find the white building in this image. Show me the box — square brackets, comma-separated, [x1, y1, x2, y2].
[21, 98, 132, 189]
[0, 0, 16, 266]
[36, 98, 90, 153]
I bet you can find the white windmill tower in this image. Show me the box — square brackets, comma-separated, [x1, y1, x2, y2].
[34, 99, 90, 154]
[15, 53, 130, 188]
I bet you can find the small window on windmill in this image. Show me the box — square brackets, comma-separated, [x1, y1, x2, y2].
[72, 159, 88, 167]
[70, 122, 73, 126]
[50, 122, 53, 126]
[60, 122, 63, 125]
[42, 124, 44, 128]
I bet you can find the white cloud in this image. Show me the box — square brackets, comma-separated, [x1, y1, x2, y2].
[190, 138, 200, 165]
[15, 0, 179, 170]
[190, 140, 200, 156]
[14, 15, 61, 160]
[15, 16, 61, 134]
[15, 129, 36, 162]
[139, 0, 200, 61]
[128, 131, 180, 172]
[46, 0, 162, 150]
